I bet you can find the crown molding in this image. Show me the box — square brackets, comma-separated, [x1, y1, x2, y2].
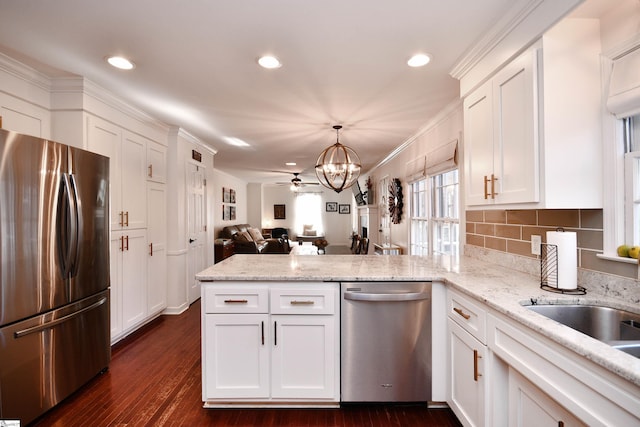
[450, 0, 543, 80]
[169, 125, 218, 155]
[0, 52, 52, 92]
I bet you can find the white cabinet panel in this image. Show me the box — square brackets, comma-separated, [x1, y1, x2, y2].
[509, 368, 585, 427]
[271, 315, 336, 399]
[121, 132, 147, 229]
[147, 182, 166, 315]
[120, 229, 148, 332]
[449, 318, 487, 427]
[204, 314, 270, 399]
[147, 141, 166, 183]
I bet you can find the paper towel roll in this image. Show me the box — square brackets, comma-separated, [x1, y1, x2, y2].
[546, 231, 577, 290]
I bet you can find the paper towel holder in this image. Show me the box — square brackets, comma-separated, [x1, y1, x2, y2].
[540, 242, 586, 295]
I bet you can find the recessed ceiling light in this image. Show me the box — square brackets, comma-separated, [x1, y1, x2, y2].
[106, 56, 135, 70]
[257, 55, 282, 69]
[285, 162, 297, 166]
[407, 53, 431, 68]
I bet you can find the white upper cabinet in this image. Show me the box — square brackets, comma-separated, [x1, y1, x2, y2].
[147, 141, 166, 183]
[464, 18, 602, 209]
[464, 50, 539, 206]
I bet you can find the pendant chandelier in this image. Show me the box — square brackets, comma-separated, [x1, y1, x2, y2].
[315, 125, 361, 193]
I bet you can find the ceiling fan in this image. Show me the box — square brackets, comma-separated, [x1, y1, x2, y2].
[276, 172, 320, 190]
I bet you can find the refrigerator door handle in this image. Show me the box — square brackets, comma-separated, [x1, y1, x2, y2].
[14, 296, 107, 338]
[59, 173, 76, 278]
[68, 173, 83, 277]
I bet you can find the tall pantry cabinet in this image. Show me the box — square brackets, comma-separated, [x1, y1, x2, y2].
[86, 115, 168, 343]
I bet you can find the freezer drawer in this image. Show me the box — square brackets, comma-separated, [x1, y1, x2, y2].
[0, 291, 110, 424]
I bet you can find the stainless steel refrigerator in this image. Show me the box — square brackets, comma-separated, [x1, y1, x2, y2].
[0, 129, 111, 424]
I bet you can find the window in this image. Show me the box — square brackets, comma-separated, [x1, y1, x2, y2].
[431, 170, 459, 255]
[410, 179, 428, 255]
[294, 192, 323, 236]
[624, 114, 640, 245]
[410, 169, 459, 256]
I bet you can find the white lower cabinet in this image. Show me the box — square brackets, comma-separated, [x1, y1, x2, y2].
[449, 319, 487, 427]
[447, 289, 489, 427]
[201, 282, 339, 405]
[509, 368, 585, 427]
[204, 313, 270, 399]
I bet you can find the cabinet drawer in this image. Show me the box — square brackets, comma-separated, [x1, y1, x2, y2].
[448, 289, 487, 344]
[270, 287, 335, 315]
[203, 287, 268, 313]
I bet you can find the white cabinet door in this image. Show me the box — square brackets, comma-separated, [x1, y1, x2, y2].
[87, 116, 123, 231]
[271, 315, 336, 399]
[121, 131, 147, 229]
[464, 49, 538, 207]
[449, 318, 487, 427]
[109, 232, 123, 340]
[492, 50, 539, 204]
[147, 141, 166, 183]
[147, 182, 166, 315]
[120, 229, 148, 332]
[464, 81, 494, 206]
[203, 314, 270, 399]
[509, 368, 586, 427]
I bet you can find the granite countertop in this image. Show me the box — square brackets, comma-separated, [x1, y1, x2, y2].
[196, 253, 640, 388]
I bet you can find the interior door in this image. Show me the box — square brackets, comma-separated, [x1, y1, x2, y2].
[187, 162, 206, 304]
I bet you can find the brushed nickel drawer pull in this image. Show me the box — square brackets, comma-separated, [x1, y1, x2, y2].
[223, 299, 248, 304]
[453, 307, 471, 320]
[290, 300, 314, 305]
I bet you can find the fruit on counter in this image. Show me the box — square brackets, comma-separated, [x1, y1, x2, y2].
[617, 244, 630, 257]
[629, 246, 640, 259]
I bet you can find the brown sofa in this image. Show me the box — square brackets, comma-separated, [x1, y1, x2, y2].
[219, 224, 290, 254]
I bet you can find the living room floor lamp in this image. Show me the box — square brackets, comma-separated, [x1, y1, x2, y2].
[315, 125, 361, 193]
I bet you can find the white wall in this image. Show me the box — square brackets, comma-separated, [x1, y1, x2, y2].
[600, 0, 640, 52]
[165, 127, 216, 314]
[364, 101, 463, 253]
[262, 185, 353, 245]
[212, 170, 248, 236]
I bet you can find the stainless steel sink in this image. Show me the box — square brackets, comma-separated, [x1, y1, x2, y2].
[524, 304, 640, 357]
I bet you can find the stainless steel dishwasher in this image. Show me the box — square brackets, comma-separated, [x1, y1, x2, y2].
[340, 282, 432, 402]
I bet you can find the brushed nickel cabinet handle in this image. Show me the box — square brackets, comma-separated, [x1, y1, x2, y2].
[120, 235, 124, 251]
[274, 321, 277, 346]
[483, 175, 489, 199]
[453, 307, 471, 320]
[119, 211, 124, 226]
[125, 211, 129, 227]
[290, 300, 314, 305]
[223, 299, 248, 304]
[149, 242, 153, 256]
[473, 349, 482, 381]
[261, 321, 264, 345]
[491, 174, 499, 199]
[125, 235, 129, 251]
[148, 164, 153, 178]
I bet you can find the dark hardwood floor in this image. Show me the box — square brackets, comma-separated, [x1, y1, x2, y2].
[32, 300, 462, 427]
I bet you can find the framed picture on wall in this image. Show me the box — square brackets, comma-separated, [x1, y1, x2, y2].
[274, 204, 286, 220]
[339, 204, 351, 214]
[223, 204, 231, 220]
[230, 206, 236, 221]
[326, 202, 338, 212]
[223, 187, 230, 203]
[230, 188, 236, 204]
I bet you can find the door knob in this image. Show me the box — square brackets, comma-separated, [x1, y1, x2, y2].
[189, 238, 196, 243]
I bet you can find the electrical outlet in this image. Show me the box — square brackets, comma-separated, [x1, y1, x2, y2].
[531, 235, 542, 255]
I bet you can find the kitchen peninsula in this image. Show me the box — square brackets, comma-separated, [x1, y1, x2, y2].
[197, 254, 640, 425]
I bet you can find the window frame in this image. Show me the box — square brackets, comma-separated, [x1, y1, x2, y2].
[409, 169, 460, 256]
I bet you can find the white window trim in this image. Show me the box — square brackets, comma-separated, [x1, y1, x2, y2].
[598, 36, 640, 264]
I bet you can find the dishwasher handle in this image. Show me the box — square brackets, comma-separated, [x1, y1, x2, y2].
[343, 291, 430, 302]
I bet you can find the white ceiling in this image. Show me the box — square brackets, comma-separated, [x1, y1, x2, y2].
[0, 0, 581, 184]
